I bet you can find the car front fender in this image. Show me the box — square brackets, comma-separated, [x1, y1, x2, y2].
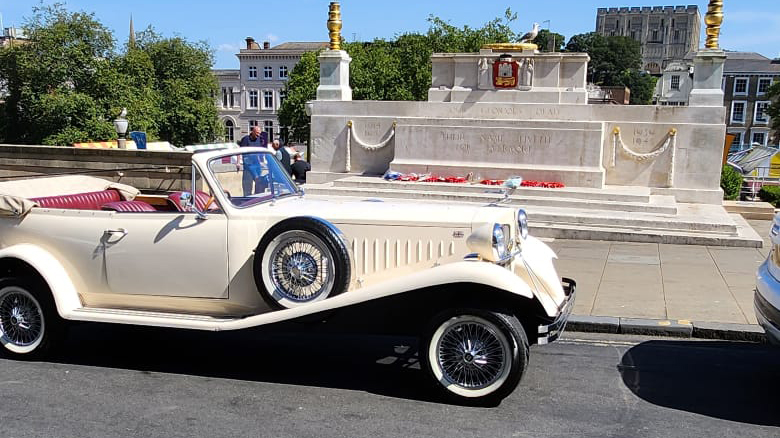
[0, 244, 81, 318]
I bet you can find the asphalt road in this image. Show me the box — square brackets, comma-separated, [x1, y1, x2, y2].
[1, 325, 779, 438]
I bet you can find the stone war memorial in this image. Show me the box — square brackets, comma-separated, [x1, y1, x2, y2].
[304, 1, 762, 247]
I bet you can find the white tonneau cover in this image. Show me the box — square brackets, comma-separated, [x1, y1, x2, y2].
[0, 175, 140, 217]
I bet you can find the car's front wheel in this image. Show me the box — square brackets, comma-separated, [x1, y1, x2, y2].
[0, 277, 62, 359]
[421, 309, 529, 406]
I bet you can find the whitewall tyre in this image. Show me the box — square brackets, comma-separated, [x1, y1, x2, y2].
[254, 217, 351, 309]
[0, 277, 62, 359]
[421, 309, 529, 406]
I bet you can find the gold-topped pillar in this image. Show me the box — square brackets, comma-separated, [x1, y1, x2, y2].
[689, 0, 726, 107]
[317, 2, 352, 101]
[704, 0, 723, 50]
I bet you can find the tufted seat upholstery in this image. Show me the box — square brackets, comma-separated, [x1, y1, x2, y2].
[168, 191, 217, 212]
[101, 200, 157, 212]
[31, 189, 123, 210]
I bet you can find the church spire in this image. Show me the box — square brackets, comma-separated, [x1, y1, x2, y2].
[129, 14, 136, 49]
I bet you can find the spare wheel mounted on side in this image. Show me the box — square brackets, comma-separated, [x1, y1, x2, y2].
[254, 217, 352, 309]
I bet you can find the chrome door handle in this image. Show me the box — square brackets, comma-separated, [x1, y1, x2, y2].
[104, 228, 128, 237]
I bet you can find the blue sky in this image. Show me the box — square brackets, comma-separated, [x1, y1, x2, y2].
[2, 0, 778, 69]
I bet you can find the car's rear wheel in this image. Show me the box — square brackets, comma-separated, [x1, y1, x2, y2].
[421, 309, 529, 406]
[255, 217, 351, 309]
[0, 277, 62, 359]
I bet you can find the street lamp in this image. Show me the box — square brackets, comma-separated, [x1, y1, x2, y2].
[542, 20, 555, 52]
[113, 108, 128, 149]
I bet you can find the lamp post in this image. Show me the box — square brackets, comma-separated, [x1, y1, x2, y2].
[542, 20, 554, 52]
[113, 108, 128, 149]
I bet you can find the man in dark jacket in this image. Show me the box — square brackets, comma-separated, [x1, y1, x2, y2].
[291, 153, 311, 184]
[271, 140, 292, 175]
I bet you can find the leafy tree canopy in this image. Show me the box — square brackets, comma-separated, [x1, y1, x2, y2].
[532, 29, 566, 52]
[0, 4, 219, 146]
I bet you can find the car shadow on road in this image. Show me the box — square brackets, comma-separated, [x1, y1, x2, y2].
[50, 322, 443, 403]
[618, 339, 780, 427]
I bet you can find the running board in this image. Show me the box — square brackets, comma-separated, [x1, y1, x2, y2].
[67, 307, 242, 331]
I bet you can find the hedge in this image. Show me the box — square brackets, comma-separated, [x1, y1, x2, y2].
[759, 185, 780, 207]
[720, 165, 743, 200]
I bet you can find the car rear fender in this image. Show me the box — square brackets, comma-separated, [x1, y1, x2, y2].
[0, 244, 81, 317]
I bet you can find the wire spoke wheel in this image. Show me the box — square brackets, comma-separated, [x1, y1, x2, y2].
[436, 317, 509, 391]
[0, 286, 45, 353]
[267, 231, 336, 303]
[424, 310, 527, 405]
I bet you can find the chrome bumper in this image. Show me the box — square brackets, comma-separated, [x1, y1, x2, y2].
[755, 260, 780, 345]
[537, 277, 576, 345]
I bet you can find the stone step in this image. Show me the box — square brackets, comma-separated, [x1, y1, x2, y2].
[304, 185, 678, 215]
[332, 176, 653, 203]
[524, 205, 736, 234]
[723, 200, 776, 220]
[529, 214, 762, 248]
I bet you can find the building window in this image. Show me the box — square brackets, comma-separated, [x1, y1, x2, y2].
[221, 87, 228, 107]
[673, 29, 681, 42]
[733, 77, 748, 95]
[279, 65, 288, 79]
[758, 78, 773, 95]
[248, 90, 258, 108]
[263, 66, 273, 79]
[228, 87, 234, 107]
[752, 131, 767, 146]
[263, 90, 274, 109]
[755, 101, 771, 124]
[651, 29, 659, 41]
[224, 119, 234, 142]
[729, 131, 743, 149]
[264, 120, 274, 140]
[248, 66, 257, 79]
[731, 101, 746, 123]
[670, 75, 680, 91]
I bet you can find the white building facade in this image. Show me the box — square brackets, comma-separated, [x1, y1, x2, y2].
[214, 38, 328, 143]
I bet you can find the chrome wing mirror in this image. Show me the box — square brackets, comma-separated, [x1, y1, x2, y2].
[179, 192, 194, 211]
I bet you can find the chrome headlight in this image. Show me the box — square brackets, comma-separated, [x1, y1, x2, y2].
[467, 222, 510, 262]
[492, 223, 508, 260]
[517, 209, 529, 240]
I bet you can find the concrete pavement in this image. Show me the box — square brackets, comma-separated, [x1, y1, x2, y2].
[553, 219, 772, 339]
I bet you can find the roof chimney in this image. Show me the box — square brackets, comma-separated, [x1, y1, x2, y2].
[263, 41, 270, 50]
[245, 36, 255, 49]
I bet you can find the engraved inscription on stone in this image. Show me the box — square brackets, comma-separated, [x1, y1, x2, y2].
[362, 121, 381, 138]
[534, 107, 561, 118]
[440, 131, 465, 141]
[632, 127, 657, 148]
[479, 106, 518, 116]
[484, 133, 551, 155]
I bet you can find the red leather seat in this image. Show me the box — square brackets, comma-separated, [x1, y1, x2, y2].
[101, 201, 157, 212]
[31, 189, 123, 210]
[168, 191, 217, 212]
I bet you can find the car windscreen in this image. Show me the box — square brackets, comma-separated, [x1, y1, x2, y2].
[208, 151, 298, 208]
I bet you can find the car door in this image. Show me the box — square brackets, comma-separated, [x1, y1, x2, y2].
[102, 211, 229, 299]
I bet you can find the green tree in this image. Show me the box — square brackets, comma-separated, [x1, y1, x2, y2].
[532, 29, 565, 52]
[565, 32, 641, 85]
[278, 51, 320, 143]
[0, 4, 116, 144]
[617, 70, 657, 105]
[0, 5, 219, 146]
[767, 81, 780, 142]
[135, 28, 220, 146]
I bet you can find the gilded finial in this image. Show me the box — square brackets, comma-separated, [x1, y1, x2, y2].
[704, 0, 723, 50]
[613, 127, 621, 135]
[327, 2, 343, 50]
[346, 120, 352, 127]
[669, 128, 678, 136]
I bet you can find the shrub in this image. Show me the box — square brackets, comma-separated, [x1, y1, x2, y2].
[759, 185, 780, 207]
[720, 165, 743, 200]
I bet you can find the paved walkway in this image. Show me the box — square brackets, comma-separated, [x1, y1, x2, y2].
[551, 219, 772, 326]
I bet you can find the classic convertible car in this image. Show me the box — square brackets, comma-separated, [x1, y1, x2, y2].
[0, 147, 574, 405]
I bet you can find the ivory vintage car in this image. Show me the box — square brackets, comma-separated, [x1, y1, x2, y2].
[0, 147, 574, 405]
